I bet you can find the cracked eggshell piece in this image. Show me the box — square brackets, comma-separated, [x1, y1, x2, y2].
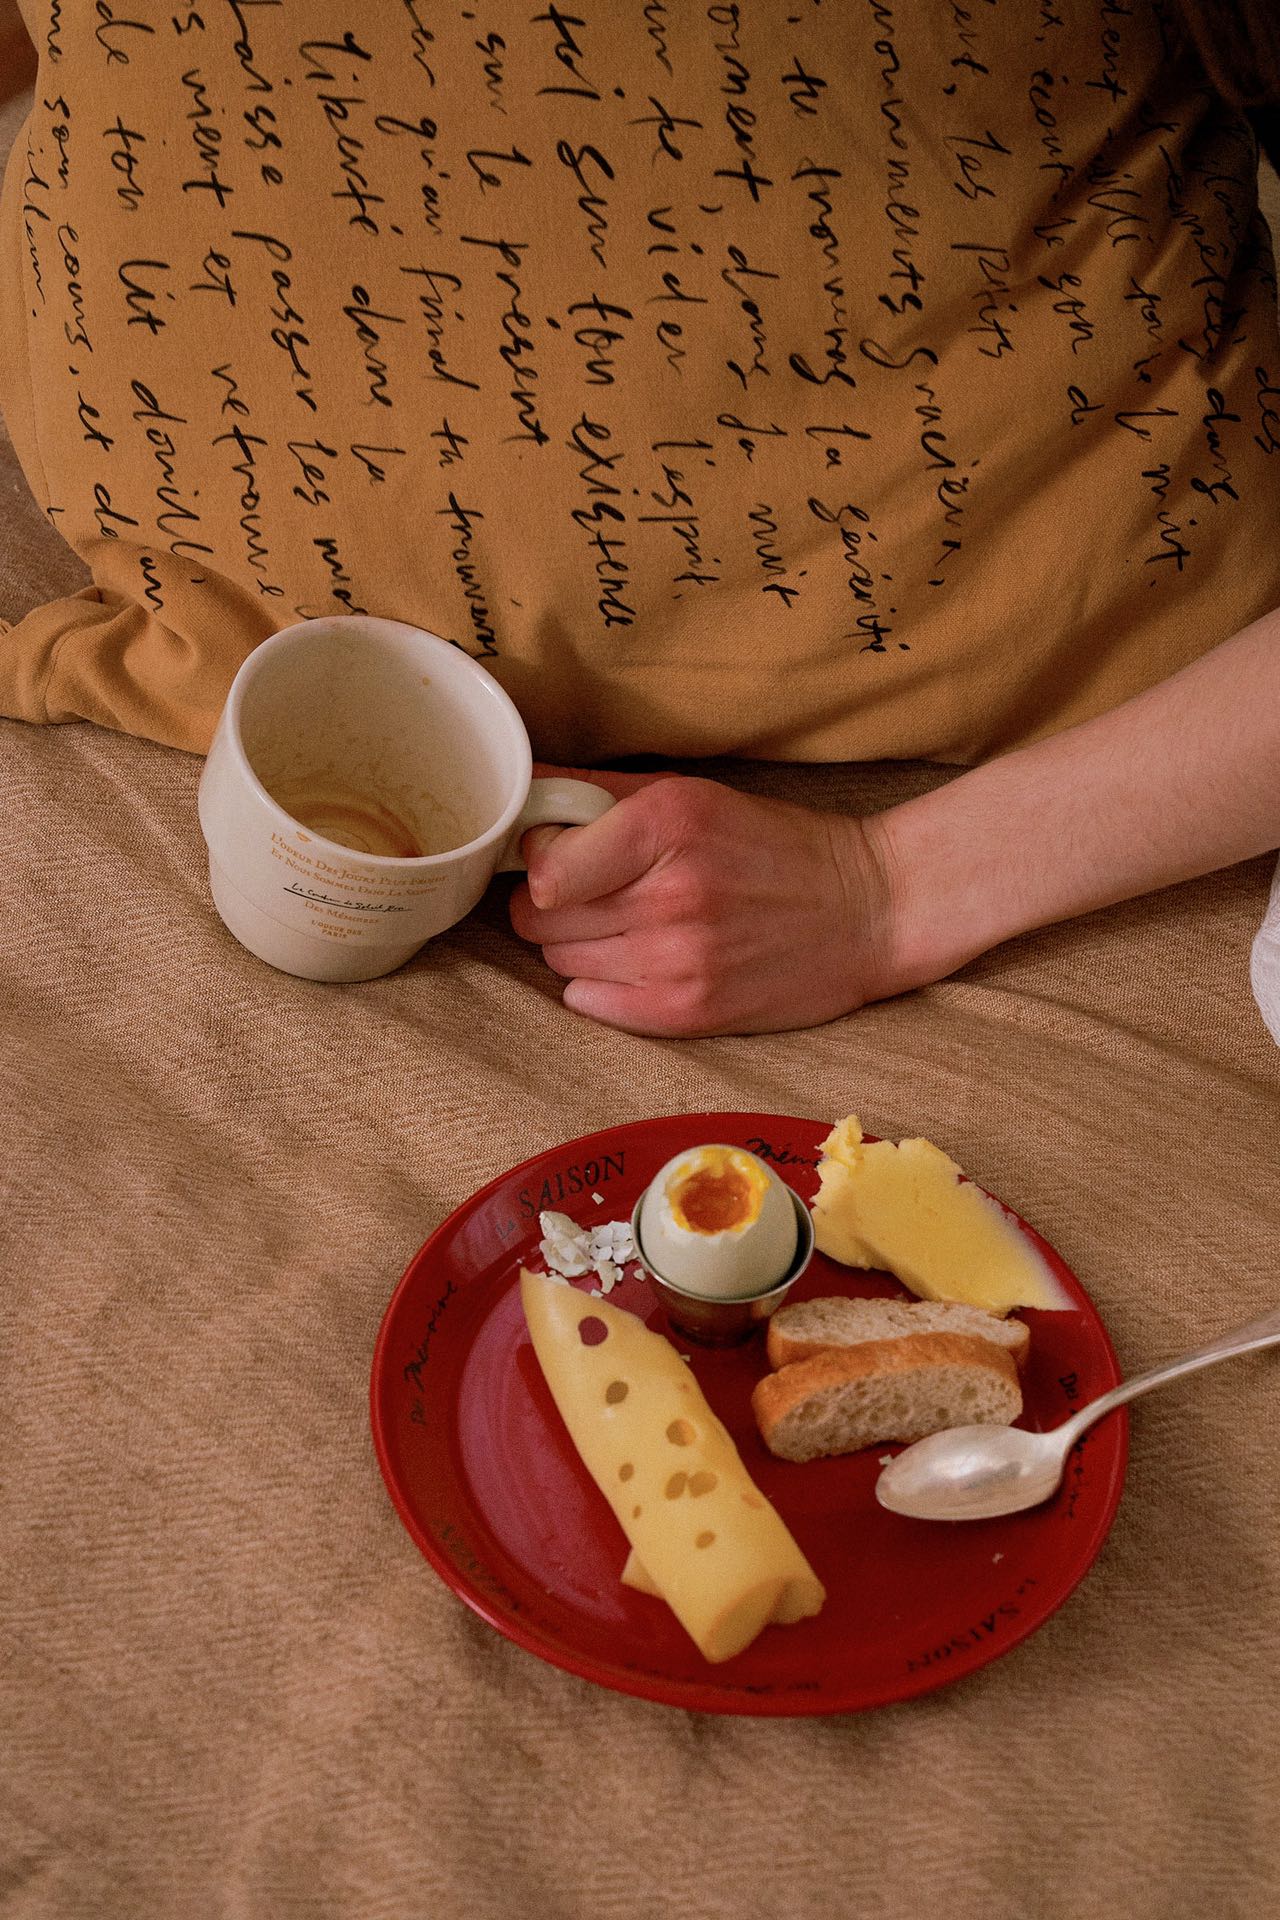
[539, 1210, 636, 1292]
[636, 1144, 799, 1301]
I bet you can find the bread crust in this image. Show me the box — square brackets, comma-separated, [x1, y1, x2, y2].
[765, 1296, 1031, 1371]
[751, 1332, 1022, 1460]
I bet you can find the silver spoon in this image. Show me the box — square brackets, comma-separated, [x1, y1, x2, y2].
[875, 1304, 1280, 1521]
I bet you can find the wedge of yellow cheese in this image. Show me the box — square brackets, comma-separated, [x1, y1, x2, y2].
[520, 1269, 825, 1663]
[811, 1116, 1071, 1313]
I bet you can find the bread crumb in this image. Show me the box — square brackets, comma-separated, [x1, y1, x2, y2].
[879, 1455, 894, 1467]
[592, 1192, 604, 1204]
[992, 1552, 1004, 1564]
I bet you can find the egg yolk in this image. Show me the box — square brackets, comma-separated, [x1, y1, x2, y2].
[670, 1152, 764, 1234]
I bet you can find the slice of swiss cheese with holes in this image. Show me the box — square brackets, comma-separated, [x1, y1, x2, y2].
[520, 1268, 825, 1664]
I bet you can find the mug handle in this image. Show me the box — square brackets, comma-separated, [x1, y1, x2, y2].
[493, 776, 616, 873]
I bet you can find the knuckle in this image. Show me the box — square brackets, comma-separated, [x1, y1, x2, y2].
[508, 888, 538, 940]
[650, 865, 698, 921]
[663, 924, 724, 995]
[539, 943, 577, 979]
[652, 854, 722, 923]
[682, 922, 717, 975]
[642, 775, 716, 844]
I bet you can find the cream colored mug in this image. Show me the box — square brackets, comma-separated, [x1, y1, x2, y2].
[197, 617, 615, 982]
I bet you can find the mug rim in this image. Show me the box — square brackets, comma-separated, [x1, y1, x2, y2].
[219, 616, 534, 869]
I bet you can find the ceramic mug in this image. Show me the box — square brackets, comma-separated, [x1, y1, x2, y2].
[197, 616, 615, 982]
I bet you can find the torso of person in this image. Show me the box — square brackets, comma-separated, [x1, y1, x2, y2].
[4, 0, 1280, 761]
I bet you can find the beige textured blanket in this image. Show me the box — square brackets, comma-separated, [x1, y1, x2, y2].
[3, 30, 1280, 1920]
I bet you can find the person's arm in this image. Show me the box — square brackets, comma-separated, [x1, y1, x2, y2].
[510, 607, 1280, 1037]
[874, 602, 1280, 995]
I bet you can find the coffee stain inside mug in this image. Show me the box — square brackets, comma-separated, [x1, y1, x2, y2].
[270, 784, 426, 858]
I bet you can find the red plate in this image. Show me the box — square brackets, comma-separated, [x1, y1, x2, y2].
[370, 1113, 1127, 1715]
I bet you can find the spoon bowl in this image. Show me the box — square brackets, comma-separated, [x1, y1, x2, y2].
[876, 1302, 1280, 1522]
[877, 1422, 1084, 1521]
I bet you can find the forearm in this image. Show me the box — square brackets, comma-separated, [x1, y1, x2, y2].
[871, 607, 1280, 988]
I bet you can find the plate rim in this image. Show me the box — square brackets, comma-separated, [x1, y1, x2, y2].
[370, 1110, 1129, 1715]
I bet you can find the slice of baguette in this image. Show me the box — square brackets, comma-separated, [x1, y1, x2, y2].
[765, 1293, 1030, 1371]
[752, 1333, 1022, 1464]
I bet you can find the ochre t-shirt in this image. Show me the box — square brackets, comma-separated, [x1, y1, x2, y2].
[3, 0, 1280, 762]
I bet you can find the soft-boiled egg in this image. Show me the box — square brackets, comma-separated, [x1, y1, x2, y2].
[635, 1144, 799, 1300]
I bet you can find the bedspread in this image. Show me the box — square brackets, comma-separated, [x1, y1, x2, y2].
[3, 23, 1280, 1920]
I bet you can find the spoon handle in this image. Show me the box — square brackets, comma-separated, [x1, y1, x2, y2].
[1060, 1304, 1280, 1446]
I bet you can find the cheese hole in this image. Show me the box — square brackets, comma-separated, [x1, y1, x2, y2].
[618, 1463, 635, 1482]
[632, 1505, 642, 1519]
[605, 1380, 629, 1404]
[666, 1419, 696, 1446]
[665, 1472, 688, 1500]
[741, 1492, 764, 1510]
[688, 1471, 718, 1497]
[695, 1531, 716, 1549]
[577, 1316, 608, 1347]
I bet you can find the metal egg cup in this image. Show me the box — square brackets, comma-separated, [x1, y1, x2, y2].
[630, 1187, 816, 1348]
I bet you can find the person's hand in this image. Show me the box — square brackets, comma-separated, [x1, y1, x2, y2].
[508, 768, 898, 1036]
[512, 597, 1280, 1038]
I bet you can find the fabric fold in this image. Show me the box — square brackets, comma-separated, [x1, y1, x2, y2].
[1, 579, 267, 753]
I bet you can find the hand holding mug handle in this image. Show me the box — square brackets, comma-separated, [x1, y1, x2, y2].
[493, 776, 616, 873]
